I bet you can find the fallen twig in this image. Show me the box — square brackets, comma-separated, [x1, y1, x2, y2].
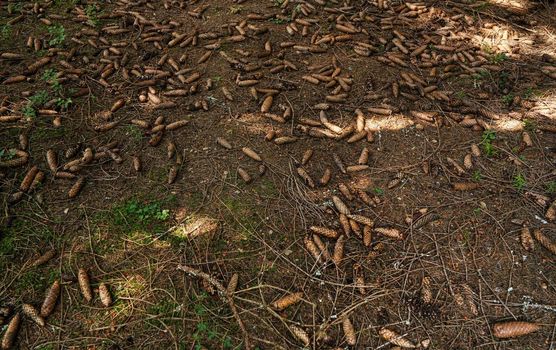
[177, 264, 251, 349]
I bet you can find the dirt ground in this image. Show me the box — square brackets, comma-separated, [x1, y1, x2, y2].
[1, 0, 556, 349]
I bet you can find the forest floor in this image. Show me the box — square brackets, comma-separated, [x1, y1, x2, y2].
[1, 0, 556, 349]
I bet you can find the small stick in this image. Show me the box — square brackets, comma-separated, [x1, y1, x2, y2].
[177, 264, 251, 349]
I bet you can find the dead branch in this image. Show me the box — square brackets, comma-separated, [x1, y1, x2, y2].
[177, 264, 251, 349]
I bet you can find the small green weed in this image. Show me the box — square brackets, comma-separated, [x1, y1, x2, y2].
[0, 221, 59, 270]
[472, 70, 489, 88]
[482, 44, 493, 55]
[85, 4, 100, 26]
[1, 24, 12, 40]
[148, 299, 181, 316]
[480, 130, 496, 157]
[229, 5, 242, 14]
[269, 18, 287, 24]
[513, 173, 526, 191]
[21, 90, 50, 118]
[41, 69, 57, 83]
[472, 170, 482, 182]
[54, 80, 67, 94]
[546, 181, 556, 194]
[48, 24, 66, 47]
[0, 149, 17, 161]
[190, 293, 235, 350]
[497, 71, 510, 91]
[94, 198, 174, 241]
[185, 191, 204, 211]
[46, 269, 61, 284]
[54, 0, 77, 6]
[42, 69, 63, 94]
[14, 270, 45, 293]
[476, 70, 489, 79]
[35, 345, 55, 350]
[22, 90, 50, 117]
[29, 90, 50, 106]
[490, 52, 508, 64]
[222, 196, 260, 241]
[56, 97, 72, 110]
[41, 69, 71, 109]
[522, 87, 537, 100]
[501, 93, 514, 106]
[0, 230, 16, 256]
[7, 2, 23, 13]
[52, 83, 63, 95]
[29, 123, 65, 142]
[523, 119, 536, 132]
[462, 230, 472, 247]
[373, 187, 384, 195]
[125, 125, 143, 141]
[22, 104, 37, 118]
[117, 199, 170, 224]
[476, 2, 490, 11]
[256, 178, 279, 198]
